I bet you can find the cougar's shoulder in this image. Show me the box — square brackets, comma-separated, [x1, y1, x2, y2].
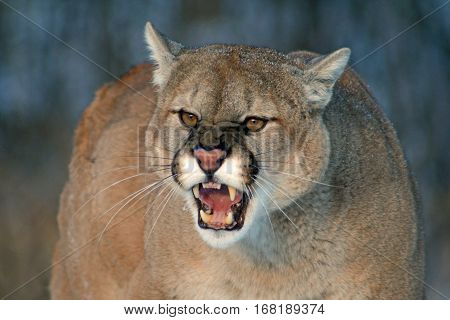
[55, 63, 155, 232]
[71, 63, 154, 163]
[51, 63, 157, 298]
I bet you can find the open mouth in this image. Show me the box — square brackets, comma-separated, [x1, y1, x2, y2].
[192, 182, 248, 231]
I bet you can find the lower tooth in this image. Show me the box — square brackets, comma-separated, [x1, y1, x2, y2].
[225, 212, 234, 225]
[200, 210, 212, 224]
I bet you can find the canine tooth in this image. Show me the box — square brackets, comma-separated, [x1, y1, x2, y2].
[225, 212, 234, 225]
[200, 210, 212, 224]
[228, 186, 236, 201]
[193, 185, 199, 198]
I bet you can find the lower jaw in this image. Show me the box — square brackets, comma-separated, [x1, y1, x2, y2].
[194, 222, 251, 249]
[197, 218, 242, 231]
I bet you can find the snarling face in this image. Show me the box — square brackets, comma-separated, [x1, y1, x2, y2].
[144, 23, 349, 248]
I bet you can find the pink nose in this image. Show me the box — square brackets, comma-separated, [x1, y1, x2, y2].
[193, 148, 227, 172]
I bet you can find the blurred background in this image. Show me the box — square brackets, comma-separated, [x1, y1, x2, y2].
[0, 0, 448, 299]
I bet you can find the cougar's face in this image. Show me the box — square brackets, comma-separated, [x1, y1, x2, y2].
[143, 21, 349, 248]
[146, 49, 331, 248]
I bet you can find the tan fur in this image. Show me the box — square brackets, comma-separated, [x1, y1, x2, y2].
[51, 24, 424, 299]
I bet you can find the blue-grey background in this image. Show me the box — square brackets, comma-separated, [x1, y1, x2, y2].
[0, 0, 449, 299]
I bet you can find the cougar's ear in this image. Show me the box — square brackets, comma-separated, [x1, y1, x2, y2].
[302, 48, 350, 109]
[144, 22, 183, 89]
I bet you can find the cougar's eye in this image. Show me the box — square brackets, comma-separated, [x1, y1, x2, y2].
[245, 117, 268, 132]
[179, 110, 199, 128]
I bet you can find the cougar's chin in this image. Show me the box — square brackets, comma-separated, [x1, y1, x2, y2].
[188, 182, 255, 248]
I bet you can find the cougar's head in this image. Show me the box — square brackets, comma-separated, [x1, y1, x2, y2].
[144, 22, 350, 248]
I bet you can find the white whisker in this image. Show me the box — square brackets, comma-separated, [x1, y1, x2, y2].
[262, 169, 342, 188]
[97, 184, 154, 245]
[69, 173, 149, 225]
[251, 177, 299, 230]
[142, 178, 177, 219]
[96, 175, 177, 245]
[247, 183, 277, 239]
[93, 165, 138, 178]
[96, 175, 173, 222]
[257, 175, 308, 215]
[144, 184, 180, 249]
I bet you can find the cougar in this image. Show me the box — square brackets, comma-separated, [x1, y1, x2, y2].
[50, 22, 424, 299]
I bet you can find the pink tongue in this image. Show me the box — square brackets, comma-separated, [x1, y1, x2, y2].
[199, 187, 241, 215]
[199, 190, 232, 214]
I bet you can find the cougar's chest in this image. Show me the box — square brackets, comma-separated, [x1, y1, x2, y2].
[152, 250, 330, 299]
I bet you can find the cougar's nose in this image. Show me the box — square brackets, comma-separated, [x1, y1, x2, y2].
[193, 147, 227, 173]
